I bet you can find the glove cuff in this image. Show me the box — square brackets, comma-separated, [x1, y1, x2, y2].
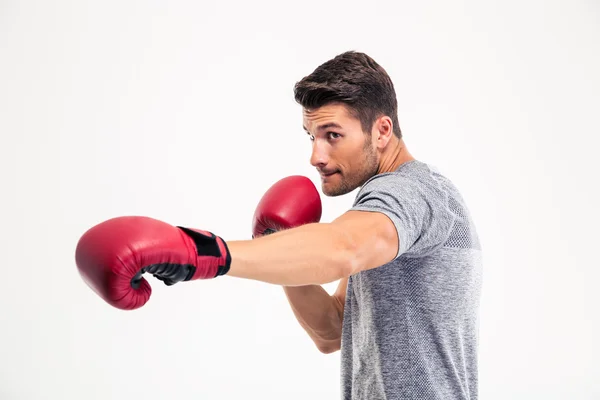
[177, 226, 231, 279]
[215, 238, 232, 277]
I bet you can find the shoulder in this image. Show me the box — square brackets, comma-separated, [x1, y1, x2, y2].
[354, 160, 451, 206]
[351, 160, 460, 258]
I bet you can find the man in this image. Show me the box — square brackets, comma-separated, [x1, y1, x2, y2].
[281, 51, 483, 399]
[76, 51, 482, 399]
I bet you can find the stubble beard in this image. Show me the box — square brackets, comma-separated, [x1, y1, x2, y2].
[323, 137, 379, 197]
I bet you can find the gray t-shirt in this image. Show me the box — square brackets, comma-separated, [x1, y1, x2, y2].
[341, 160, 483, 400]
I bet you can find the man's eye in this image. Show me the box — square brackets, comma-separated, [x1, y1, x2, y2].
[328, 132, 341, 139]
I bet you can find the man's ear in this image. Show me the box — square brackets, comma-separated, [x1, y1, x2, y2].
[374, 116, 394, 148]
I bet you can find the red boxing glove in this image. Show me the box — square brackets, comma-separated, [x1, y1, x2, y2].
[252, 175, 322, 238]
[75, 216, 230, 310]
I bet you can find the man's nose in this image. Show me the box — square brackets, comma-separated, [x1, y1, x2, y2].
[310, 141, 329, 167]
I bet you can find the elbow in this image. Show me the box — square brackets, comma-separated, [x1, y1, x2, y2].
[316, 341, 341, 354]
[313, 325, 343, 354]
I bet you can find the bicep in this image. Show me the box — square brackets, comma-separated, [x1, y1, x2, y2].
[332, 210, 399, 274]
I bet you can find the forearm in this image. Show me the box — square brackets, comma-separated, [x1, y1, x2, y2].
[283, 285, 343, 353]
[226, 223, 354, 286]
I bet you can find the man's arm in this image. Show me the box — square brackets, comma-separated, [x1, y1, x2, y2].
[227, 210, 398, 286]
[283, 277, 348, 354]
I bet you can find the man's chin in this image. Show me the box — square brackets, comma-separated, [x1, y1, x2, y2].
[322, 188, 343, 197]
[321, 180, 355, 197]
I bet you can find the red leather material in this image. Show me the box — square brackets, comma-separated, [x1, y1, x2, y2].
[75, 216, 229, 310]
[252, 176, 322, 238]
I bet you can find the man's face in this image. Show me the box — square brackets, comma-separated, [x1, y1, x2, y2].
[303, 103, 379, 196]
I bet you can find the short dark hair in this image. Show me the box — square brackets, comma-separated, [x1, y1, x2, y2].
[294, 51, 401, 138]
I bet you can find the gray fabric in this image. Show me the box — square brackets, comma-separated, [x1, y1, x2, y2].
[341, 160, 483, 400]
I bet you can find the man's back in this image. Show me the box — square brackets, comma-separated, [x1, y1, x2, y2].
[341, 160, 483, 400]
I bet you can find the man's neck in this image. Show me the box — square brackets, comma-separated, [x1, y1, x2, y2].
[377, 138, 415, 174]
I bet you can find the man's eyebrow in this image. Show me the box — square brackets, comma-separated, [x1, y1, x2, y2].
[302, 122, 344, 133]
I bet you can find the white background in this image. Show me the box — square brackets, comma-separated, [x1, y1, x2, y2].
[1, 1, 599, 399]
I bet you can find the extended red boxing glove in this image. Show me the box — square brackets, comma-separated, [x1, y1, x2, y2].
[75, 216, 230, 310]
[252, 175, 322, 238]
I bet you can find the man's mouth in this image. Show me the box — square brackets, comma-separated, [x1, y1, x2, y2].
[320, 170, 338, 178]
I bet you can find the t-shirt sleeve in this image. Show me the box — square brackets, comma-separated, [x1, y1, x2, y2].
[350, 173, 456, 259]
